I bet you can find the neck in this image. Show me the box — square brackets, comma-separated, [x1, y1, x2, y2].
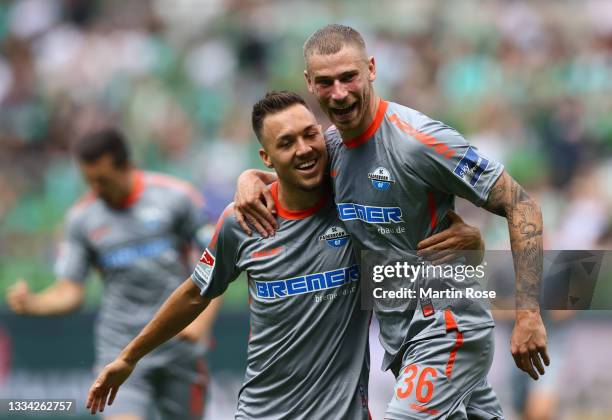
[121, 168, 137, 200]
[339, 93, 380, 140]
[115, 167, 142, 208]
[277, 181, 325, 211]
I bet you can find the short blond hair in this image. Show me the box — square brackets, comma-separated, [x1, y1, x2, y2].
[303, 24, 367, 61]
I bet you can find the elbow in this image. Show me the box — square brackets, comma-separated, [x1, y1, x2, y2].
[59, 284, 85, 315]
[65, 287, 86, 313]
[187, 292, 207, 309]
[182, 278, 209, 308]
[508, 194, 542, 220]
[66, 298, 84, 314]
[525, 197, 543, 222]
[533, 199, 543, 216]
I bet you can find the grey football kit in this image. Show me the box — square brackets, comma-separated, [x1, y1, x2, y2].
[191, 182, 370, 420]
[55, 170, 209, 419]
[326, 99, 505, 419]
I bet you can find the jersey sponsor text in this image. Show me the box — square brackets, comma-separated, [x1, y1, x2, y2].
[337, 203, 404, 224]
[255, 265, 359, 299]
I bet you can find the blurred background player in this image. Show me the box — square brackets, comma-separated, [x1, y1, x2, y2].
[7, 128, 221, 420]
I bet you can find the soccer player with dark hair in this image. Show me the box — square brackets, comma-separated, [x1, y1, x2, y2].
[86, 93, 370, 419]
[7, 128, 220, 420]
[235, 24, 548, 419]
[86, 91, 485, 419]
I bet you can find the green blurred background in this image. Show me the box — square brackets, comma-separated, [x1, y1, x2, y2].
[0, 0, 611, 419]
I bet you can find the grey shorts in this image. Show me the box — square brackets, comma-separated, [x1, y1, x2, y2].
[385, 327, 503, 419]
[96, 339, 208, 420]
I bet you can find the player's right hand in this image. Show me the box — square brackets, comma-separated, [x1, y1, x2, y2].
[234, 170, 277, 237]
[86, 358, 134, 415]
[416, 210, 483, 265]
[7, 279, 33, 314]
[511, 310, 549, 380]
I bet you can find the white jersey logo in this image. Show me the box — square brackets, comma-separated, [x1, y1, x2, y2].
[135, 208, 168, 230]
[368, 167, 395, 190]
[318, 226, 350, 248]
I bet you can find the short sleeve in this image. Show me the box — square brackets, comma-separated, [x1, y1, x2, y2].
[191, 204, 243, 299]
[54, 212, 92, 282]
[411, 117, 504, 206]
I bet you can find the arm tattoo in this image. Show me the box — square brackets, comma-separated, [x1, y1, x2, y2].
[484, 172, 543, 309]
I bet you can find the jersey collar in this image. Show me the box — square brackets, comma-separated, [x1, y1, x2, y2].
[342, 98, 388, 149]
[270, 182, 329, 220]
[119, 169, 145, 208]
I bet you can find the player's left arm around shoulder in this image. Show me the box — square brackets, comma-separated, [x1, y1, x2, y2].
[482, 170, 543, 310]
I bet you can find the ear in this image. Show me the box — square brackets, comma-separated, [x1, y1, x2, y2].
[368, 56, 376, 82]
[259, 148, 273, 168]
[304, 70, 314, 94]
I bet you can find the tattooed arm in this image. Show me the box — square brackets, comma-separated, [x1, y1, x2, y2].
[484, 171, 549, 380]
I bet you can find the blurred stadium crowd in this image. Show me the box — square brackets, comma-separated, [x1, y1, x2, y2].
[1, 1, 612, 418]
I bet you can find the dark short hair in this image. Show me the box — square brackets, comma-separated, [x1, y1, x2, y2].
[251, 91, 308, 142]
[73, 128, 130, 168]
[303, 24, 366, 60]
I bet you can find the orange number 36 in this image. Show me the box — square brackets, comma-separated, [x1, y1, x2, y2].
[396, 364, 437, 403]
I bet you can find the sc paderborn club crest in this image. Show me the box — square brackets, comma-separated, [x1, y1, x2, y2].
[368, 167, 395, 190]
[318, 226, 350, 248]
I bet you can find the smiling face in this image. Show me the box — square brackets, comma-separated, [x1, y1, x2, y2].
[259, 104, 328, 193]
[304, 45, 378, 139]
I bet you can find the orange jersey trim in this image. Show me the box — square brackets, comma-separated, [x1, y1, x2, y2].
[270, 182, 329, 220]
[445, 331, 464, 379]
[189, 360, 208, 416]
[251, 246, 284, 258]
[410, 403, 440, 415]
[119, 169, 145, 208]
[444, 308, 458, 331]
[427, 192, 437, 231]
[208, 204, 235, 251]
[145, 172, 205, 207]
[389, 114, 457, 159]
[69, 191, 97, 214]
[343, 99, 388, 149]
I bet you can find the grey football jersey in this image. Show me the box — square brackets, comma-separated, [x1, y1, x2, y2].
[326, 99, 504, 371]
[191, 182, 370, 420]
[55, 170, 207, 365]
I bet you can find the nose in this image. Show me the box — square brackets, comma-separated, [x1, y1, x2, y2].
[295, 137, 313, 157]
[331, 80, 348, 102]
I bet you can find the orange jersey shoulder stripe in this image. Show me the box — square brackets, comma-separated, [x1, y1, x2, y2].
[388, 113, 456, 159]
[120, 169, 145, 208]
[145, 172, 204, 207]
[68, 191, 97, 215]
[208, 204, 235, 251]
